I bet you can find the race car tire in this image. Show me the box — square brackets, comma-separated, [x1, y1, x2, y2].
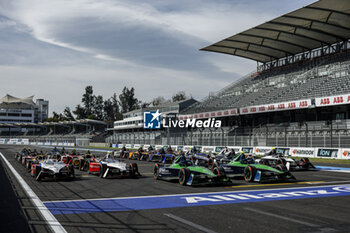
[244, 166, 257, 182]
[69, 165, 75, 180]
[179, 168, 191, 185]
[213, 167, 226, 178]
[261, 159, 270, 166]
[73, 159, 80, 167]
[100, 164, 108, 178]
[277, 159, 286, 165]
[276, 164, 288, 172]
[34, 166, 41, 181]
[130, 163, 138, 177]
[154, 164, 160, 179]
[79, 159, 85, 171]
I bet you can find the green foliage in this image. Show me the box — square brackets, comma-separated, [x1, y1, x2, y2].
[172, 91, 187, 102]
[119, 87, 139, 113]
[50, 86, 190, 123]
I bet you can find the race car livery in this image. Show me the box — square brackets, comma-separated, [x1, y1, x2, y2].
[154, 155, 229, 186]
[89, 157, 140, 178]
[31, 157, 75, 181]
[214, 153, 295, 182]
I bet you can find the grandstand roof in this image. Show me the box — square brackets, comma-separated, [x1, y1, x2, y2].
[201, 0, 350, 63]
[0, 94, 35, 106]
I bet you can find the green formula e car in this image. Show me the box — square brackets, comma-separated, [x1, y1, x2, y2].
[154, 155, 229, 186]
[213, 153, 295, 182]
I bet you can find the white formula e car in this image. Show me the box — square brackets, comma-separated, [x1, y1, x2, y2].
[256, 149, 315, 171]
[31, 157, 75, 181]
[89, 157, 141, 178]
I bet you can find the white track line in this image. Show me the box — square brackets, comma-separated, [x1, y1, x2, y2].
[0, 152, 67, 233]
[164, 213, 218, 233]
[244, 207, 320, 227]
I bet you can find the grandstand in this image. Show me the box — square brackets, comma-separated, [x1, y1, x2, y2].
[106, 0, 350, 148]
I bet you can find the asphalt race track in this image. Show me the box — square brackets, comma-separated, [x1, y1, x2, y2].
[1, 145, 350, 233]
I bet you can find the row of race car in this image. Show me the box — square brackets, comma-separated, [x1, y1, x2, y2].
[12, 146, 316, 186]
[14, 148, 140, 181]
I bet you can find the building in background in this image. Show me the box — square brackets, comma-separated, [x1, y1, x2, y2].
[0, 94, 49, 124]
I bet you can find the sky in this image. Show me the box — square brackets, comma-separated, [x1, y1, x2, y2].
[0, 0, 316, 115]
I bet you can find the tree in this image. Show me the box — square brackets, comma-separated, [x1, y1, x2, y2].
[93, 95, 104, 120]
[172, 91, 187, 102]
[119, 87, 139, 113]
[73, 104, 86, 120]
[63, 107, 75, 121]
[82, 86, 94, 116]
[152, 96, 166, 106]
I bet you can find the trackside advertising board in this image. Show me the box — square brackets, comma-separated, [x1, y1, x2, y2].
[315, 93, 350, 107]
[340, 149, 350, 160]
[290, 147, 316, 158]
[317, 148, 339, 158]
[240, 99, 311, 115]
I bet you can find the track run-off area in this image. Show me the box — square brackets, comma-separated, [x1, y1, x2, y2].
[1, 145, 350, 233]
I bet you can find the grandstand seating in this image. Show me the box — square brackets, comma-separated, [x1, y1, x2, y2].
[184, 51, 350, 114]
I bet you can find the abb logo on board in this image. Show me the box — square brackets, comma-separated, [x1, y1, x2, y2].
[316, 94, 350, 106]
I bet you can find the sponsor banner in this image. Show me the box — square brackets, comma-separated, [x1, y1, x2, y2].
[315, 93, 350, 107]
[125, 144, 131, 149]
[176, 145, 184, 151]
[0, 139, 5, 144]
[240, 99, 311, 115]
[317, 148, 339, 158]
[340, 149, 350, 160]
[202, 146, 215, 153]
[111, 144, 117, 148]
[133, 144, 141, 149]
[45, 185, 350, 215]
[290, 147, 316, 158]
[9, 138, 19, 144]
[242, 147, 254, 154]
[254, 147, 272, 155]
[155, 145, 163, 150]
[179, 108, 238, 120]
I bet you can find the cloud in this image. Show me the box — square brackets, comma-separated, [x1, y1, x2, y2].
[0, 0, 316, 114]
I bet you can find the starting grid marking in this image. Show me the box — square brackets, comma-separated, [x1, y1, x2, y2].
[44, 184, 350, 215]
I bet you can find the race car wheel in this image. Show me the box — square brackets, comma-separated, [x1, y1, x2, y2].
[69, 165, 75, 180]
[130, 163, 138, 177]
[261, 159, 270, 166]
[213, 167, 225, 178]
[73, 159, 80, 167]
[276, 164, 288, 172]
[79, 159, 85, 171]
[244, 166, 257, 182]
[100, 164, 108, 178]
[34, 166, 41, 181]
[277, 159, 286, 165]
[179, 168, 190, 185]
[154, 164, 160, 179]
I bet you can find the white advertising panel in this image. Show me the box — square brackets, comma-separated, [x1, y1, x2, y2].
[315, 93, 350, 107]
[240, 99, 311, 115]
[290, 147, 316, 157]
